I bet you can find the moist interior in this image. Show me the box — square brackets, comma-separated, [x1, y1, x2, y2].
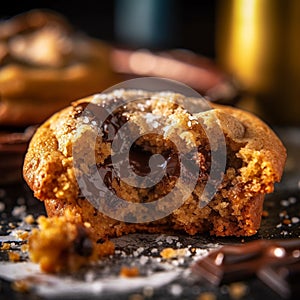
[73, 98, 250, 235]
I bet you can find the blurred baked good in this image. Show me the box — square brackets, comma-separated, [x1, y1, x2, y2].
[0, 126, 36, 184]
[0, 9, 118, 126]
[110, 48, 240, 104]
[23, 89, 286, 238]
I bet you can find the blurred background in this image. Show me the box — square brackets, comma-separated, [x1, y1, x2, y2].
[0, 0, 217, 57]
[1, 0, 300, 126]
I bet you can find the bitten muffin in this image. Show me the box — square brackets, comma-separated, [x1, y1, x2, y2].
[0, 9, 119, 126]
[23, 89, 286, 238]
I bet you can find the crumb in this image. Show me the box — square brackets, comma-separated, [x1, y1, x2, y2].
[16, 230, 29, 240]
[288, 197, 297, 204]
[228, 282, 248, 299]
[283, 219, 291, 225]
[0, 242, 10, 250]
[11, 205, 26, 218]
[280, 230, 289, 236]
[160, 247, 187, 259]
[24, 214, 35, 224]
[8, 251, 21, 262]
[169, 284, 183, 296]
[143, 286, 154, 297]
[150, 248, 158, 254]
[190, 247, 197, 254]
[11, 280, 30, 293]
[262, 210, 269, 217]
[197, 291, 217, 300]
[128, 294, 144, 300]
[279, 210, 288, 218]
[28, 211, 115, 273]
[120, 266, 140, 277]
[21, 244, 29, 252]
[8, 222, 16, 229]
[291, 217, 300, 224]
[280, 200, 289, 207]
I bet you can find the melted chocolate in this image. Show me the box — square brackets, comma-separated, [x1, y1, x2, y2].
[73, 98, 128, 142]
[129, 144, 180, 178]
[74, 99, 202, 205]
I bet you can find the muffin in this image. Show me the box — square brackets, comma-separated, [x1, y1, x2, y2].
[23, 89, 286, 239]
[0, 9, 118, 126]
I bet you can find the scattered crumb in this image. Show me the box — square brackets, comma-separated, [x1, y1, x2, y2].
[288, 196, 297, 204]
[128, 294, 144, 300]
[11, 279, 30, 293]
[8, 251, 21, 262]
[228, 282, 248, 299]
[0, 242, 10, 250]
[8, 222, 16, 229]
[262, 210, 269, 217]
[15, 230, 29, 240]
[133, 247, 145, 257]
[169, 283, 183, 296]
[283, 219, 291, 225]
[281, 230, 289, 236]
[120, 266, 140, 278]
[280, 200, 289, 207]
[160, 247, 187, 259]
[197, 291, 217, 300]
[143, 286, 154, 297]
[21, 244, 29, 252]
[291, 217, 300, 224]
[166, 236, 179, 244]
[24, 214, 35, 225]
[11, 205, 26, 218]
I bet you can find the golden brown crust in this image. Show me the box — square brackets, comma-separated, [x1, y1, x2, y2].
[212, 104, 286, 186]
[23, 90, 286, 238]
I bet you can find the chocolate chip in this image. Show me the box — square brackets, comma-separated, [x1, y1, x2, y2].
[73, 226, 93, 257]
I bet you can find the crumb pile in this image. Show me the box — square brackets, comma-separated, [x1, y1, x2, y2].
[28, 209, 114, 273]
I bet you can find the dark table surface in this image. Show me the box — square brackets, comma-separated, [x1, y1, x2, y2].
[0, 127, 299, 300]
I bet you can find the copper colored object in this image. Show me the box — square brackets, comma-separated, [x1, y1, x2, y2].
[110, 48, 240, 105]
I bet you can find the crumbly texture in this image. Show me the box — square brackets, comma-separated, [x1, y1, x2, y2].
[28, 209, 114, 273]
[23, 89, 286, 239]
[0, 9, 120, 126]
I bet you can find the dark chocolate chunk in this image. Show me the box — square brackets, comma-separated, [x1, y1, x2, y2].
[73, 226, 94, 257]
[192, 239, 300, 299]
